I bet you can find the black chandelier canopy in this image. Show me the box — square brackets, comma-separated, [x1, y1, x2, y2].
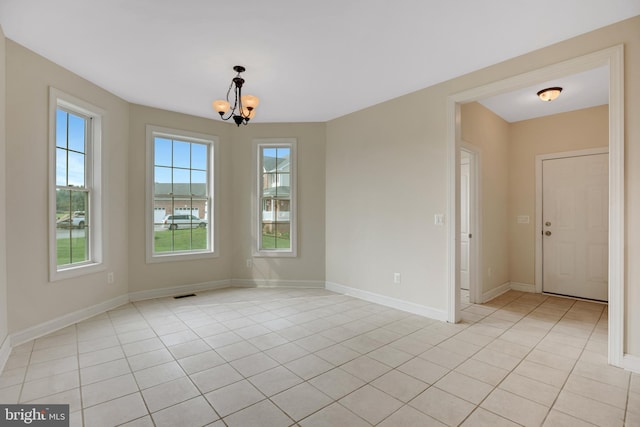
[212, 65, 260, 126]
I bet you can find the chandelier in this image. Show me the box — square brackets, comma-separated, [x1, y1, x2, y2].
[212, 65, 260, 126]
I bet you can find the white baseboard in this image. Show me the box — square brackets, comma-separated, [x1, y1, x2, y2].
[0, 334, 10, 373]
[623, 354, 640, 374]
[10, 294, 129, 347]
[325, 282, 447, 322]
[129, 279, 232, 302]
[481, 282, 511, 303]
[231, 279, 325, 289]
[510, 282, 536, 293]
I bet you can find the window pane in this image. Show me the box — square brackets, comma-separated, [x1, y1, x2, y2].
[276, 199, 290, 223]
[155, 138, 172, 167]
[277, 148, 290, 172]
[56, 189, 88, 266]
[71, 227, 89, 263]
[151, 130, 213, 257]
[275, 223, 291, 249]
[191, 170, 206, 197]
[276, 174, 290, 197]
[173, 140, 190, 168]
[173, 169, 190, 195]
[191, 143, 207, 171]
[67, 151, 85, 187]
[56, 110, 67, 149]
[262, 198, 273, 222]
[262, 173, 276, 195]
[56, 148, 67, 186]
[154, 167, 172, 195]
[261, 222, 276, 249]
[67, 113, 86, 153]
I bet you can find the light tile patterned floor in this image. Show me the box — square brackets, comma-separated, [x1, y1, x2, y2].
[0, 287, 638, 426]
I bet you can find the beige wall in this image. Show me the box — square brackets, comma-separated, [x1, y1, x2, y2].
[508, 105, 608, 285]
[230, 124, 326, 285]
[5, 41, 131, 333]
[461, 102, 510, 295]
[326, 16, 640, 354]
[0, 26, 8, 349]
[326, 89, 450, 311]
[127, 105, 234, 293]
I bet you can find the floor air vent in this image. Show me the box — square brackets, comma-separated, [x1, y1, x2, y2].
[173, 293, 196, 299]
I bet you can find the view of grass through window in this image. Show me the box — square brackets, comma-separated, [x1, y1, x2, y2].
[55, 108, 90, 267]
[153, 135, 210, 254]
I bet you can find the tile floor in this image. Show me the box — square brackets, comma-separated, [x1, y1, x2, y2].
[0, 287, 638, 426]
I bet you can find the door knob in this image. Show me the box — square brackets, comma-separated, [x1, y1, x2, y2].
[545, 221, 551, 226]
[545, 231, 552, 236]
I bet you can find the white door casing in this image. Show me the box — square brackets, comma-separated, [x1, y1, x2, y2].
[542, 153, 608, 301]
[460, 155, 470, 291]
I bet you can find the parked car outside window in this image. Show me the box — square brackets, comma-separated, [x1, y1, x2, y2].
[56, 211, 86, 229]
[161, 214, 207, 230]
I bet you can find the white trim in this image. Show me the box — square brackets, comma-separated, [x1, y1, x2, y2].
[446, 97, 460, 323]
[0, 335, 10, 373]
[481, 282, 511, 303]
[231, 279, 325, 288]
[326, 282, 448, 321]
[623, 354, 640, 374]
[510, 282, 536, 293]
[446, 45, 625, 368]
[534, 147, 609, 293]
[49, 87, 106, 281]
[145, 125, 219, 263]
[129, 279, 231, 302]
[9, 294, 128, 347]
[252, 138, 298, 258]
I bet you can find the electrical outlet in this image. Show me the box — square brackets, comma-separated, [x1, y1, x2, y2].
[393, 273, 401, 284]
[107, 272, 114, 284]
[246, 259, 252, 268]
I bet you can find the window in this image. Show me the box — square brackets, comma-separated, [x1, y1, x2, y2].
[254, 139, 296, 256]
[146, 126, 217, 262]
[49, 88, 104, 281]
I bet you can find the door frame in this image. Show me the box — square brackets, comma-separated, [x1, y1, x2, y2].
[535, 147, 609, 295]
[446, 45, 625, 368]
[460, 144, 481, 304]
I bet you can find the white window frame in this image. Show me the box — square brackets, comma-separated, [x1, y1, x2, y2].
[253, 138, 297, 257]
[146, 125, 218, 263]
[48, 88, 105, 281]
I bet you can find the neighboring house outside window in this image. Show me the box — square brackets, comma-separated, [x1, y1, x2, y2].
[254, 139, 297, 257]
[49, 88, 104, 281]
[146, 125, 217, 262]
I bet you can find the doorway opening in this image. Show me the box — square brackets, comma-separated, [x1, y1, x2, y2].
[446, 45, 624, 367]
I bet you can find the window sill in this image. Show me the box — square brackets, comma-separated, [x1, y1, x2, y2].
[50, 262, 105, 282]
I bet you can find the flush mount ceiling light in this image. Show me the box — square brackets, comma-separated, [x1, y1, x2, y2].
[537, 86, 563, 102]
[212, 65, 260, 126]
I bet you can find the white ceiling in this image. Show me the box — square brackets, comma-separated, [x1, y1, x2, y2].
[0, 1, 637, 123]
[479, 66, 610, 123]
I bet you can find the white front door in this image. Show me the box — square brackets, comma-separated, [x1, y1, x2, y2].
[542, 153, 608, 301]
[460, 157, 470, 291]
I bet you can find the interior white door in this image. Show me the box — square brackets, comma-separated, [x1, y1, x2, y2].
[460, 157, 470, 291]
[542, 153, 608, 301]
